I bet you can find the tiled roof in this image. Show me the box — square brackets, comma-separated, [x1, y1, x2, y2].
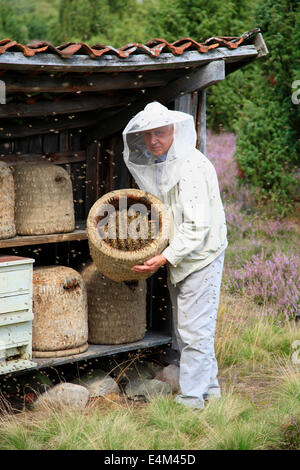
[0, 29, 260, 59]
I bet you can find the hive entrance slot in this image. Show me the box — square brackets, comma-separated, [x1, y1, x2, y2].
[0, 344, 28, 363]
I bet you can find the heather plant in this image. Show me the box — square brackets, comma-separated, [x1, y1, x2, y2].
[276, 415, 300, 450]
[206, 130, 299, 321]
[226, 249, 300, 320]
[206, 130, 238, 198]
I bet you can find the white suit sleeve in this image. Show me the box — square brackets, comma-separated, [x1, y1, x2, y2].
[162, 165, 211, 267]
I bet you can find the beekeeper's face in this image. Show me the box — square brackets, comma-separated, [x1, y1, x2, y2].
[143, 125, 174, 157]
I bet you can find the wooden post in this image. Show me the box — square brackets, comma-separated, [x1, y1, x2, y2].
[174, 88, 206, 154]
[174, 91, 199, 127]
[196, 89, 206, 155]
[85, 140, 100, 216]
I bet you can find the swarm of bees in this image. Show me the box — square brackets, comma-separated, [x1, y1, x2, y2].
[102, 208, 159, 251]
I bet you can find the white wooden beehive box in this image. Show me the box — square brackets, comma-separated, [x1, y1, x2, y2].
[0, 255, 37, 374]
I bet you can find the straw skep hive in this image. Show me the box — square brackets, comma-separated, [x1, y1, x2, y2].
[13, 161, 75, 235]
[87, 189, 170, 282]
[81, 262, 146, 344]
[32, 266, 88, 357]
[0, 161, 16, 239]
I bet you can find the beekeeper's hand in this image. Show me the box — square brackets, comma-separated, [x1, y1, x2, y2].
[131, 254, 167, 273]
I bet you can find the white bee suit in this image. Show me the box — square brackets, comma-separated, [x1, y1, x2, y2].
[123, 102, 228, 409]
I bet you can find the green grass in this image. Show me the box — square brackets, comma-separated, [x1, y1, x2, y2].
[1, 363, 299, 450]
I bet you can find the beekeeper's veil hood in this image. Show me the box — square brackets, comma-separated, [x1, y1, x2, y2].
[122, 102, 197, 200]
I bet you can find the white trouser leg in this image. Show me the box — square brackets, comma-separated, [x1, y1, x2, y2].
[167, 251, 225, 409]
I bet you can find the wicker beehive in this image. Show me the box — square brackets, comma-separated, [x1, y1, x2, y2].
[81, 262, 146, 344]
[0, 161, 16, 239]
[32, 266, 88, 357]
[13, 161, 75, 235]
[87, 189, 170, 282]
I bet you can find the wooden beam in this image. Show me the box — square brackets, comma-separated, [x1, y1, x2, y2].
[1, 70, 172, 93]
[0, 107, 122, 140]
[0, 150, 86, 165]
[254, 32, 269, 58]
[162, 59, 225, 102]
[0, 92, 137, 118]
[0, 46, 258, 72]
[87, 60, 225, 142]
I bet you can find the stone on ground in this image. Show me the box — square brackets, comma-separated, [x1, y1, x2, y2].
[33, 382, 89, 411]
[73, 369, 119, 397]
[125, 378, 172, 401]
[155, 364, 180, 393]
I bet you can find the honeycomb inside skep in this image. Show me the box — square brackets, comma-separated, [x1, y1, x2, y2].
[96, 195, 161, 252]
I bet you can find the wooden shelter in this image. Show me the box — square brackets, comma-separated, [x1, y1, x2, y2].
[0, 29, 268, 374]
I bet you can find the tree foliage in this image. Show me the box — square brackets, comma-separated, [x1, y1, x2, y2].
[234, 0, 300, 210]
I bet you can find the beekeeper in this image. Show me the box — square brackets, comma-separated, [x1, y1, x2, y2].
[122, 101, 228, 410]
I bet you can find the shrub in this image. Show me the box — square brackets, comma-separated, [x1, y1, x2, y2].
[277, 415, 300, 450]
[226, 249, 300, 319]
[233, 0, 300, 210]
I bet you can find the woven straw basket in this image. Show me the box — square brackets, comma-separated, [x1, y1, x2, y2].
[81, 262, 146, 344]
[87, 188, 170, 282]
[32, 266, 88, 358]
[0, 161, 16, 239]
[13, 161, 75, 235]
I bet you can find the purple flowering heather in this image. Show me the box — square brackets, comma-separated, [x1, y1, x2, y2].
[206, 129, 237, 196]
[206, 130, 253, 235]
[227, 249, 300, 319]
[206, 130, 299, 320]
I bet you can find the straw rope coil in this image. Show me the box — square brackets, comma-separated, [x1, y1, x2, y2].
[32, 266, 88, 358]
[87, 189, 170, 282]
[81, 262, 146, 344]
[0, 161, 16, 239]
[13, 161, 75, 235]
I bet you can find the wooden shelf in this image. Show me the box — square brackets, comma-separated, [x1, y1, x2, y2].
[0, 226, 88, 248]
[10, 331, 172, 374]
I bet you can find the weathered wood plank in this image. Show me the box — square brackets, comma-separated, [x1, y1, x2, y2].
[30, 331, 172, 371]
[42, 133, 59, 153]
[85, 141, 100, 214]
[1, 70, 172, 93]
[254, 32, 269, 58]
[0, 141, 12, 155]
[197, 89, 206, 154]
[28, 134, 43, 153]
[174, 91, 198, 122]
[0, 92, 138, 118]
[13, 137, 29, 154]
[0, 111, 98, 139]
[88, 61, 225, 142]
[0, 228, 87, 249]
[68, 130, 86, 221]
[162, 59, 225, 102]
[0, 150, 86, 165]
[110, 133, 131, 190]
[0, 46, 258, 72]
[59, 130, 69, 152]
